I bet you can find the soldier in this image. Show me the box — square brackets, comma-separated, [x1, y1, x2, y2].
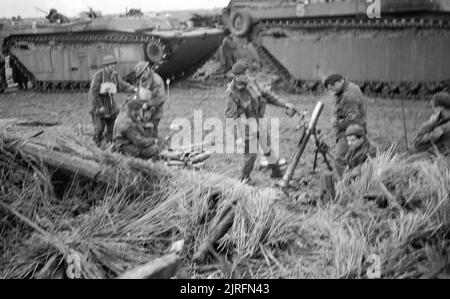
[134, 61, 166, 139]
[220, 35, 237, 73]
[46, 8, 70, 24]
[88, 55, 137, 147]
[244, 40, 261, 72]
[0, 52, 6, 93]
[113, 99, 160, 159]
[413, 92, 450, 156]
[225, 61, 297, 183]
[324, 74, 367, 179]
[319, 124, 376, 202]
[344, 124, 377, 178]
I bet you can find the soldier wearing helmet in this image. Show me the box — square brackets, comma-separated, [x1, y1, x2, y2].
[88, 55, 137, 147]
[134, 61, 167, 139]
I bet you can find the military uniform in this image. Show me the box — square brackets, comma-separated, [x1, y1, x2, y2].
[88, 68, 135, 146]
[113, 105, 160, 159]
[0, 53, 6, 92]
[344, 136, 377, 178]
[220, 36, 237, 73]
[46, 10, 70, 24]
[413, 110, 450, 156]
[138, 71, 166, 139]
[319, 124, 375, 203]
[333, 80, 367, 178]
[225, 76, 287, 181]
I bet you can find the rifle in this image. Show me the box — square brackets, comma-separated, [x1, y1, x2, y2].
[278, 101, 325, 188]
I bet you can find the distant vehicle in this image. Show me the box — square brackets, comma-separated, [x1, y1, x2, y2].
[222, 0, 450, 98]
[1, 12, 224, 92]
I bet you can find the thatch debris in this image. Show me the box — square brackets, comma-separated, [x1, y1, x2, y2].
[0, 133, 449, 279]
[118, 240, 184, 279]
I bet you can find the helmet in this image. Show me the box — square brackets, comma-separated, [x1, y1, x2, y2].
[135, 61, 150, 78]
[102, 55, 117, 66]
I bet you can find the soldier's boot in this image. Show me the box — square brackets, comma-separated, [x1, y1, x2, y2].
[240, 153, 257, 184]
[269, 163, 285, 179]
[263, 149, 285, 179]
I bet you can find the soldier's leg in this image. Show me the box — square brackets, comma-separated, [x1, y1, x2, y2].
[91, 113, 106, 147]
[334, 136, 349, 179]
[104, 116, 117, 143]
[119, 144, 140, 158]
[257, 124, 284, 178]
[240, 137, 257, 182]
[151, 119, 160, 139]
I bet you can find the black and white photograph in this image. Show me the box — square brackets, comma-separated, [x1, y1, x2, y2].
[0, 0, 449, 283]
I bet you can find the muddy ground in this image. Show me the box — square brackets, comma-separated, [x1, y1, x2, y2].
[0, 82, 432, 196]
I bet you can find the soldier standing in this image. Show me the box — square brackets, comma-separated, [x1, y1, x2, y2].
[323, 74, 367, 179]
[225, 61, 297, 183]
[0, 52, 6, 93]
[134, 61, 166, 139]
[413, 92, 450, 156]
[113, 99, 160, 159]
[220, 35, 237, 73]
[88, 55, 137, 147]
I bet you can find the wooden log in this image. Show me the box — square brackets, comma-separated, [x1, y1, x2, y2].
[193, 208, 235, 264]
[190, 152, 211, 164]
[5, 136, 111, 185]
[117, 253, 181, 279]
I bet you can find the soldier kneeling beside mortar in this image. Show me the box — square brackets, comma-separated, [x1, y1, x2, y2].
[318, 124, 376, 203]
[113, 99, 160, 160]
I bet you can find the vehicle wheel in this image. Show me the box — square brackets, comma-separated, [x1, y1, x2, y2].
[145, 38, 167, 66]
[229, 11, 252, 37]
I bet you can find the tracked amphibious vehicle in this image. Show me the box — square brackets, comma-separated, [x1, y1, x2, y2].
[1, 14, 224, 92]
[223, 0, 450, 98]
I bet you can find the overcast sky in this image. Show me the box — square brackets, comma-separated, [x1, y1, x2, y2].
[0, 0, 230, 18]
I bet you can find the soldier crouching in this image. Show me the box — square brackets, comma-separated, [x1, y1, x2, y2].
[318, 124, 376, 203]
[413, 92, 450, 157]
[112, 99, 160, 160]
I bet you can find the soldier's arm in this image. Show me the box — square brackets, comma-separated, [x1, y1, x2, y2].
[336, 95, 362, 130]
[124, 126, 157, 148]
[116, 73, 136, 93]
[146, 75, 167, 108]
[89, 73, 103, 111]
[151, 102, 164, 121]
[259, 83, 288, 108]
[413, 116, 440, 150]
[225, 90, 241, 119]
[415, 125, 445, 146]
